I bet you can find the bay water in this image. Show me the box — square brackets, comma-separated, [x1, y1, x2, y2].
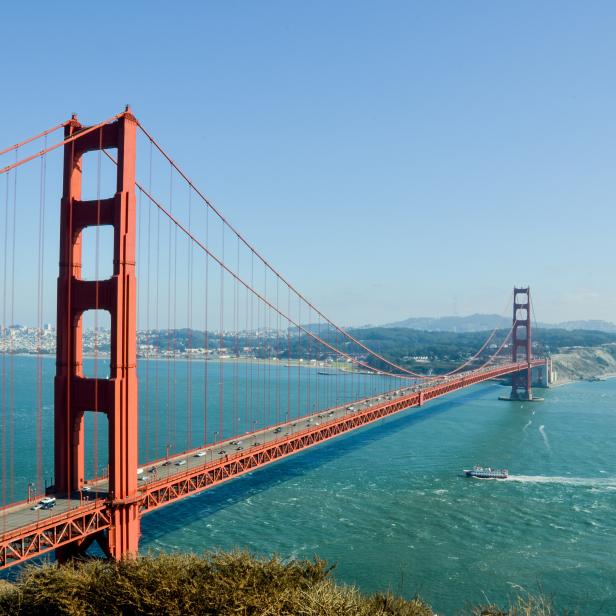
[2, 355, 616, 614]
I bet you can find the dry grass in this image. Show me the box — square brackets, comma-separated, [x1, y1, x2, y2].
[0, 551, 573, 616]
[0, 550, 433, 616]
[465, 590, 574, 616]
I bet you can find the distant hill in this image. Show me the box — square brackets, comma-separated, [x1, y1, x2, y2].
[555, 319, 616, 333]
[382, 314, 616, 333]
[288, 323, 337, 335]
[383, 314, 509, 332]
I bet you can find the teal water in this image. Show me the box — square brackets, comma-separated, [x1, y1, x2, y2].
[2, 356, 616, 614]
[0, 355, 396, 492]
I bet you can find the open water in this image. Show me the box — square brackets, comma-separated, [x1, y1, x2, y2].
[2, 356, 616, 614]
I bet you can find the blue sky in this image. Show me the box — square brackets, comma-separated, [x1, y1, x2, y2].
[0, 1, 614, 326]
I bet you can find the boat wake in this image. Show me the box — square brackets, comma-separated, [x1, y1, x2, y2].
[523, 420, 532, 431]
[539, 425, 551, 451]
[507, 475, 616, 489]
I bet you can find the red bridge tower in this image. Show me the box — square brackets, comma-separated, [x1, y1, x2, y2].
[54, 108, 139, 560]
[510, 286, 533, 400]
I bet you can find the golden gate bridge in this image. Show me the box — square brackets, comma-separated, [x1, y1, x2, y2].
[0, 108, 547, 568]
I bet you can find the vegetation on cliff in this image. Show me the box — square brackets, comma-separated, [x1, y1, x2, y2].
[551, 343, 616, 383]
[0, 551, 432, 616]
[0, 551, 563, 616]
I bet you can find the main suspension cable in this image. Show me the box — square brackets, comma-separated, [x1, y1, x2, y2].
[134, 121, 510, 380]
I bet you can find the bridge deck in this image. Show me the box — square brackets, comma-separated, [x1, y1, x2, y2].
[0, 360, 543, 569]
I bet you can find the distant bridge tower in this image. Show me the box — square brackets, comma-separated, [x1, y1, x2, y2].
[510, 286, 533, 400]
[54, 108, 139, 561]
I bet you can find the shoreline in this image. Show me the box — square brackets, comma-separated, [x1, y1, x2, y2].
[8, 352, 616, 387]
[550, 372, 616, 388]
[0, 353, 378, 375]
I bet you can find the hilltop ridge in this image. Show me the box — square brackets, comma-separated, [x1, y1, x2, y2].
[382, 314, 616, 333]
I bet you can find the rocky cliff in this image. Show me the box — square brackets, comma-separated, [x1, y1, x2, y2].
[551, 343, 616, 384]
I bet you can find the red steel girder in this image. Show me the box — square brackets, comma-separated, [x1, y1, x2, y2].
[0, 504, 110, 569]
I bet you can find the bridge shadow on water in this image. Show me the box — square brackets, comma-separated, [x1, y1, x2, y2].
[141, 384, 500, 543]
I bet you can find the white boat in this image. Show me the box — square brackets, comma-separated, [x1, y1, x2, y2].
[464, 465, 508, 479]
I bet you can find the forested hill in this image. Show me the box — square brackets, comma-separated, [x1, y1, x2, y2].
[340, 327, 616, 373]
[346, 327, 616, 359]
[147, 327, 616, 375]
[381, 314, 616, 333]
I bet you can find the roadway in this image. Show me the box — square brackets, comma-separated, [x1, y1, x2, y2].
[137, 381, 420, 483]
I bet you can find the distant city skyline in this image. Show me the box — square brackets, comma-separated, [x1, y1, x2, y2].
[1, 2, 614, 327]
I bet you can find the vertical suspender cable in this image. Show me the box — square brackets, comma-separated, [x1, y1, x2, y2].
[297, 297, 301, 419]
[2, 169, 10, 521]
[263, 266, 267, 427]
[154, 176, 161, 459]
[250, 252, 255, 433]
[286, 285, 291, 421]
[276, 275, 281, 426]
[36, 141, 47, 497]
[265, 269, 269, 427]
[268, 273, 273, 426]
[137, 185, 145, 462]
[166, 165, 173, 457]
[218, 229, 224, 441]
[307, 305, 311, 415]
[316, 314, 321, 412]
[136, 177, 146, 464]
[336, 329, 340, 410]
[231, 237, 237, 436]
[145, 141, 153, 462]
[9, 149, 18, 504]
[256, 275, 261, 428]
[234, 235, 239, 436]
[169, 167, 178, 453]
[244, 266, 249, 438]
[187, 185, 193, 450]
[204, 203, 209, 444]
[172, 184, 178, 452]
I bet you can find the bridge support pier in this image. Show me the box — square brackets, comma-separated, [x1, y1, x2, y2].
[499, 287, 543, 402]
[55, 532, 111, 564]
[54, 108, 140, 561]
[534, 358, 552, 388]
